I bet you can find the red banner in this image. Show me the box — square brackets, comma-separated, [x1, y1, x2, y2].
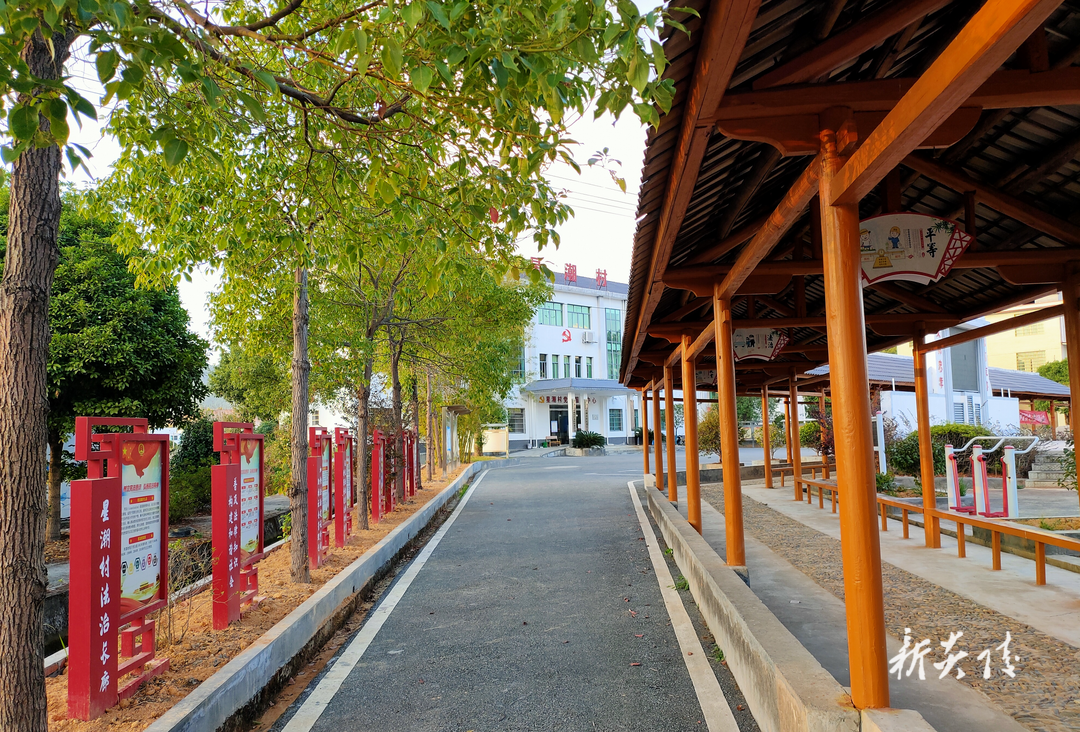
[1020, 410, 1051, 425]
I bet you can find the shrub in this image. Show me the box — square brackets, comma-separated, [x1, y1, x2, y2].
[876, 472, 896, 493]
[572, 430, 606, 448]
[169, 465, 213, 521]
[1060, 435, 1076, 491]
[171, 415, 217, 473]
[697, 406, 721, 455]
[888, 423, 993, 476]
[264, 417, 292, 495]
[800, 421, 821, 454]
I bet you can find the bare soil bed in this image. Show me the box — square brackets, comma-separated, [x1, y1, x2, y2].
[46, 466, 467, 731]
[1014, 517, 1080, 531]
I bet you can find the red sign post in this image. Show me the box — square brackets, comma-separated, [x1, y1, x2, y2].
[308, 427, 332, 568]
[334, 428, 356, 547]
[68, 417, 170, 720]
[212, 422, 266, 629]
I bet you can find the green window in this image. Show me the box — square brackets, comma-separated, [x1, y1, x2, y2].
[538, 301, 563, 326]
[606, 308, 623, 379]
[567, 304, 590, 329]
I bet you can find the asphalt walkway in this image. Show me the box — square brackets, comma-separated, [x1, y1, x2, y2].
[272, 457, 747, 732]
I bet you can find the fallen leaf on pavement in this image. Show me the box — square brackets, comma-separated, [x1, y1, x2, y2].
[630, 663, 641, 667]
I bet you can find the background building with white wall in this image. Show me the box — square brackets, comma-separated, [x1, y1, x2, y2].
[506, 269, 640, 449]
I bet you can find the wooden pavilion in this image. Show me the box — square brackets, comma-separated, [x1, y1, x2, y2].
[620, 0, 1080, 711]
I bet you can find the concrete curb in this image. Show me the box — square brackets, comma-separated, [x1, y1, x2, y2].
[644, 483, 859, 732]
[146, 458, 522, 732]
[644, 483, 941, 732]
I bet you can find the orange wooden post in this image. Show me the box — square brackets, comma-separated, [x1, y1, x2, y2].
[1063, 267, 1080, 513]
[652, 380, 665, 493]
[1049, 400, 1057, 439]
[819, 115, 890, 710]
[642, 386, 651, 477]
[714, 292, 746, 565]
[682, 335, 702, 533]
[761, 390, 773, 488]
[1035, 542, 1046, 585]
[784, 398, 793, 465]
[914, 331, 941, 548]
[789, 374, 803, 502]
[664, 364, 679, 504]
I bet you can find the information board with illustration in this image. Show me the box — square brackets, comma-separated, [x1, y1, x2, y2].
[732, 328, 788, 361]
[120, 440, 163, 604]
[239, 439, 261, 557]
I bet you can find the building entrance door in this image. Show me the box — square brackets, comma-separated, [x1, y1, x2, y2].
[548, 405, 569, 444]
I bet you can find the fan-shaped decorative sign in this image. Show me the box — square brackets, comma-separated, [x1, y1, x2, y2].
[859, 213, 971, 286]
[733, 328, 788, 361]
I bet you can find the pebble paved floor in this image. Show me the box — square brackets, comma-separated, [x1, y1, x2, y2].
[701, 483, 1080, 732]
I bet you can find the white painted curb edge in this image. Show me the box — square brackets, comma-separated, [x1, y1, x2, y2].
[146, 459, 520, 732]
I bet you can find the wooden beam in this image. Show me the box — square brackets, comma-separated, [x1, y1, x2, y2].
[734, 313, 958, 329]
[688, 215, 768, 265]
[717, 148, 782, 240]
[925, 304, 1064, 351]
[707, 68, 1080, 124]
[872, 281, 948, 313]
[753, 0, 951, 89]
[625, 0, 761, 382]
[685, 321, 716, 362]
[718, 156, 822, 300]
[904, 153, 1080, 246]
[659, 296, 711, 322]
[829, 0, 1064, 206]
[665, 248, 1080, 293]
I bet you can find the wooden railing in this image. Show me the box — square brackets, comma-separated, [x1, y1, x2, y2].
[793, 476, 1080, 587]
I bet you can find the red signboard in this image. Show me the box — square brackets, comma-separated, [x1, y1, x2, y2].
[334, 427, 356, 547]
[371, 428, 386, 524]
[1020, 410, 1051, 425]
[212, 422, 265, 629]
[308, 427, 332, 568]
[68, 417, 170, 720]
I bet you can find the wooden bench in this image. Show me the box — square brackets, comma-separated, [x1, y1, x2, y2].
[796, 476, 839, 513]
[775, 460, 834, 487]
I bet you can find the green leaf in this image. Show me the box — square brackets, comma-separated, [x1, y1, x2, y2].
[381, 37, 403, 77]
[201, 76, 221, 107]
[411, 64, 434, 94]
[651, 39, 667, 77]
[425, 1, 450, 30]
[162, 136, 189, 168]
[628, 50, 649, 93]
[402, 3, 423, 29]
[670, 6, 701, 17]
[120, 64, 144, 85]
[95, 49, 119, 83]
[236, 91, 265, 124]
[71, 94, 97, 121]
[44, 98, 69, 143]
[354, 28, 368, 57]
[9, 104, 37, 140]
[253, 70, 278, 93]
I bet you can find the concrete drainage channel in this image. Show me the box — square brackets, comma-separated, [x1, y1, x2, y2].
[144, 459, 521, 732]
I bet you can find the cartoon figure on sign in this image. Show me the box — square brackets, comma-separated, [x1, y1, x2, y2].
[860, 229, 874, 253]
[561, 329, 571, 343]
[888, 226, 901, 250]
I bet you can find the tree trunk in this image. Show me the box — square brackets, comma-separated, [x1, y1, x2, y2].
[439, 397, 448, 479]
[47, 430, 63, 542]
[289, 266, 310, 583]
[0, 27, 73, 732]
[389, 339, 405, 503]
[425, 370, 434, 482]
[354, 357, 373, 530]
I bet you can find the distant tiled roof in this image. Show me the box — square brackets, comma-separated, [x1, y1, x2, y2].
[988, 367, 1070, 398]
[808, 352, 1071, 398]
[551, 271, 629, 295]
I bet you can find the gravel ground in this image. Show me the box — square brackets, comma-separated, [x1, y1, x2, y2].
[701, 483, 1080, 732]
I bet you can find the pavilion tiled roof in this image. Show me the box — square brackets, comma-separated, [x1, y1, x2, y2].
[620, 0, 1080, 393]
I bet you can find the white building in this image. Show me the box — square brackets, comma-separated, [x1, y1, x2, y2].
[506, 269, 640, 449]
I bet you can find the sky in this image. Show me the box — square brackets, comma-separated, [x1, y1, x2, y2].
[65, 88, 649, 357]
